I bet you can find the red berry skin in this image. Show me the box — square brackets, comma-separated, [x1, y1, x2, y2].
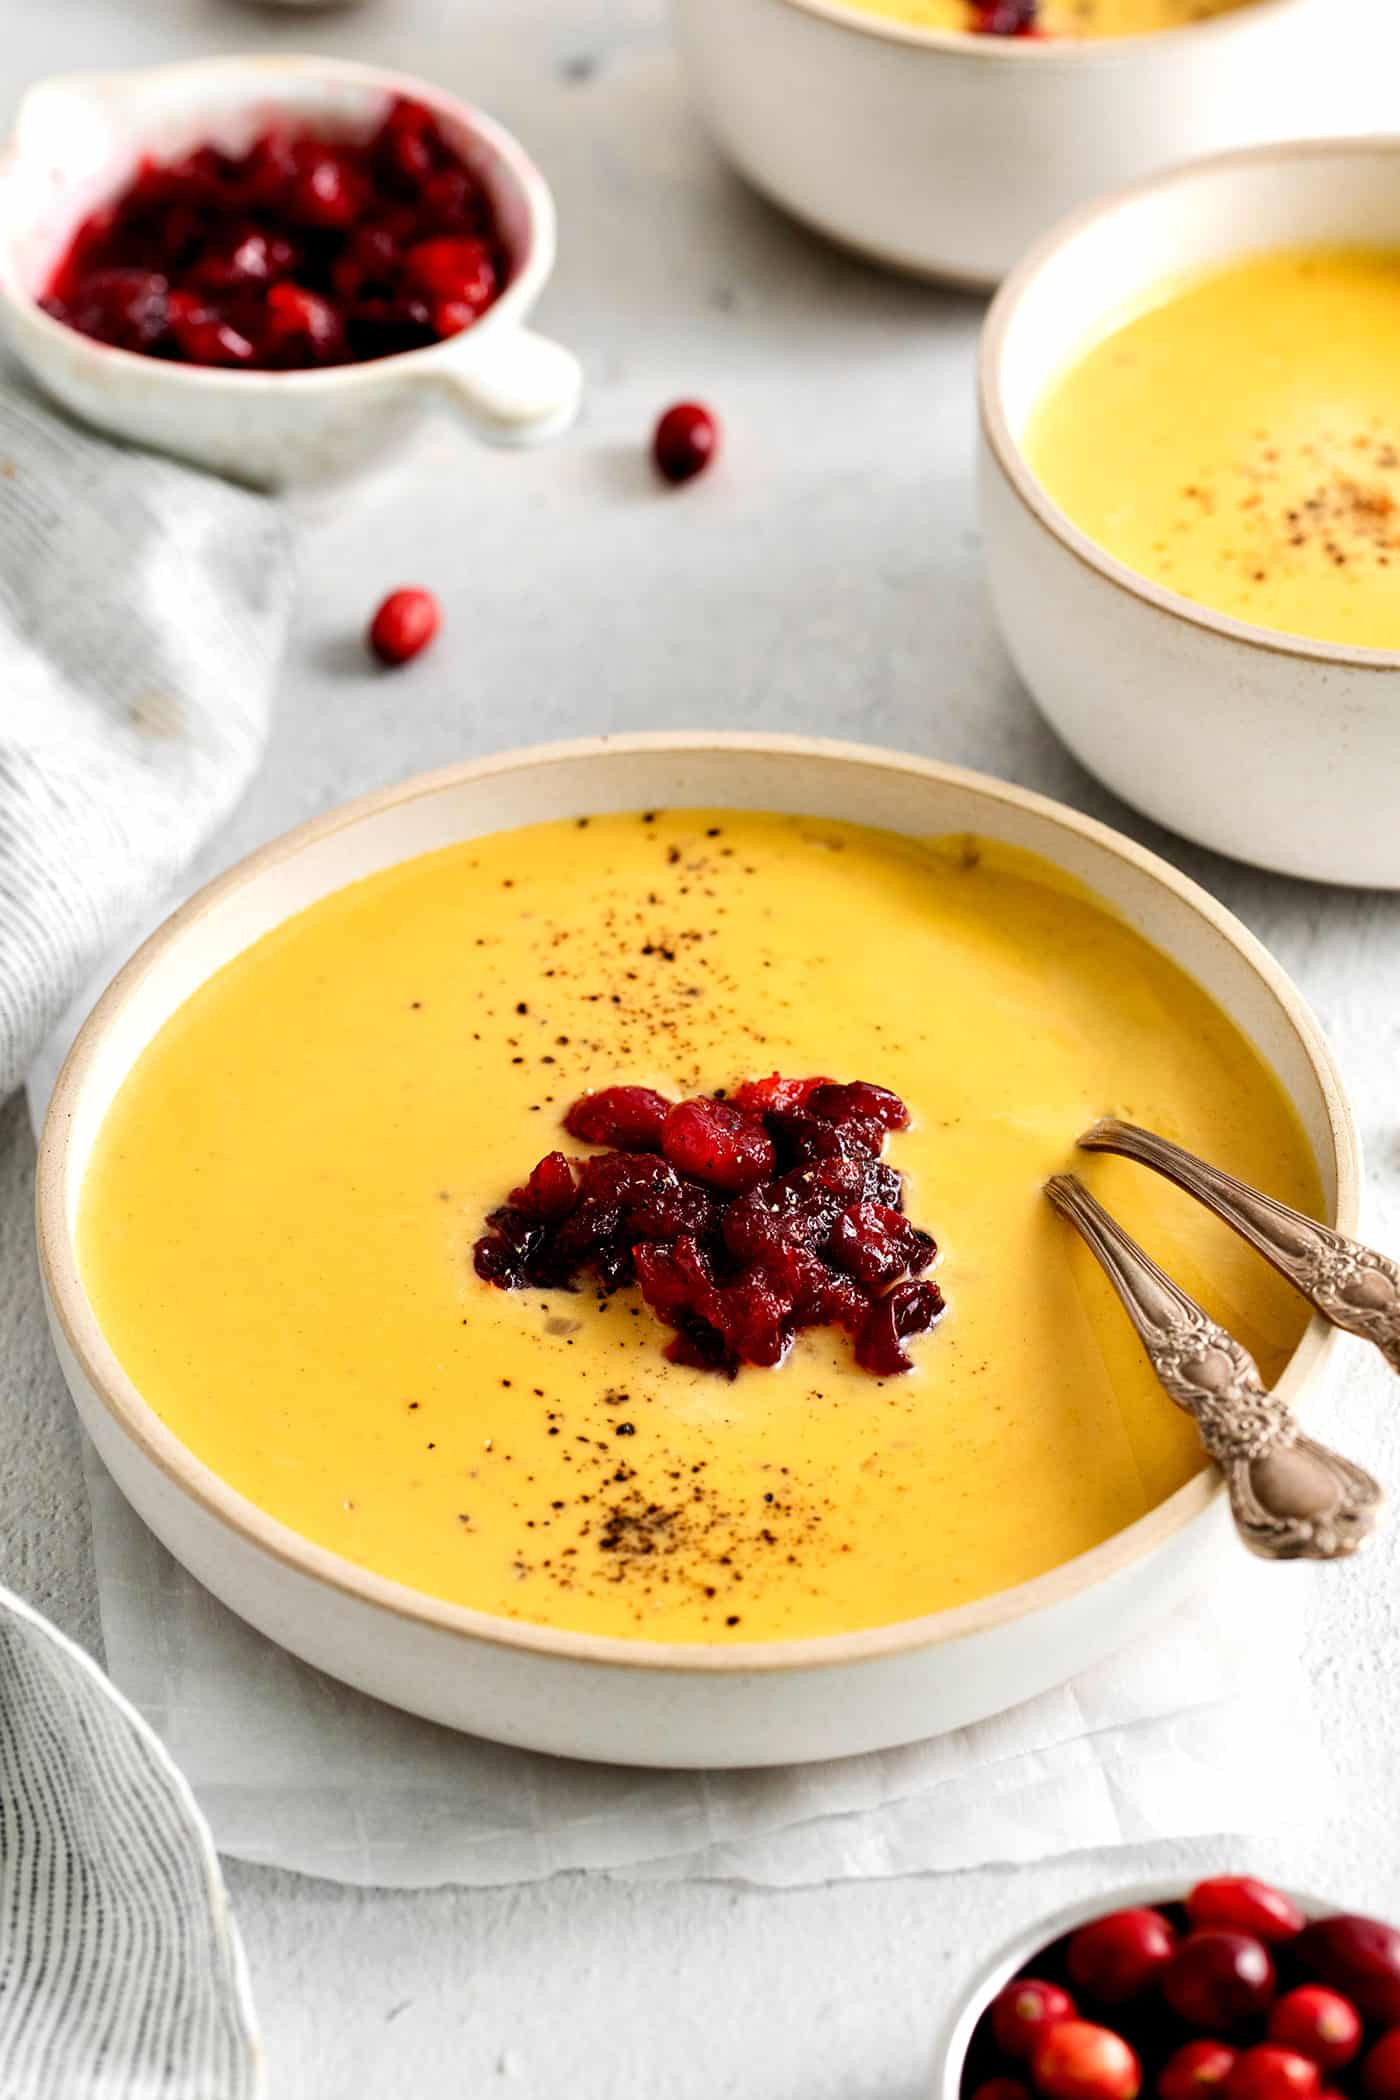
[662, 1098, 775, 1192]
[1163, 1933, 1277, 2033]
[1362, 2031, 1400, 2100]
[992, 1980, 1077, 2059]
[653, 401, 718, 485]
[368, 587, 440, 666]
[1067, 1909, 1177, 2006]
[1226, 2049, 1321, 2100]
[1296, 1919, 1400, 2028]
[564, 1086, 672, 1152]
[1031, 2021, 1141, 2100]
[1188, 1882, 1306, 1947]
[1269, 1990, 1363, 2073]
[1159, 2040, 1239, 2100]
[974, 2082, 1032, 2100]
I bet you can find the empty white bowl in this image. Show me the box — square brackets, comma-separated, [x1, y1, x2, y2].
[978, 137, 1400, 888]
[0, 55, 582, 487]
[36, 734, 1354, 1768]
[672, 0, 1323, 287]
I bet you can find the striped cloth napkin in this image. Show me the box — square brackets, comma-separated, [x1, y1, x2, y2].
[0, 380, 289, 2096]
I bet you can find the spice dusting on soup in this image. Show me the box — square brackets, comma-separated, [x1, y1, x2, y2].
[78, 811, 1319, 1642]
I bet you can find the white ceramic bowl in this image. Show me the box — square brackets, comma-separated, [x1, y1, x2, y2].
[932, 1880, 1335, 2100]
[671, 0, 1323, 288]
[36, 735, 1355, 1768]
[0, 55, 582, 487]
[979, 137, 1400, 889]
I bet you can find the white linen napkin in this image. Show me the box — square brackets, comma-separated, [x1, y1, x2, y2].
[0, 379, 289, 2095]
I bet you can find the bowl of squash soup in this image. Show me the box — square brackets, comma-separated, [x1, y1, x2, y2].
[671, 0, 1324, 286]
[36, 735, 1355, 1767]
[980, 137, 1400, 887]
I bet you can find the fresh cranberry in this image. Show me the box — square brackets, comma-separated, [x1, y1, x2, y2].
[64, 267, 170, 352]
[565, 1086, 672, 1151]
[368, 587, 440, 666]
[1362, 2031, 1400, 2100]
[1296, 1919, 1400, 2027]
[507, 1152, 578, 1222]
[972, 0, 1038, 28]
[1031, 2021, 1141, 2100]
[829, 1202, 934, 1286]
[1268, 1990, 1363, 2073]
[653, 401, 719, 485]
[1159, 2041, 1239, 2100]
[663, 1099, 775, 1192]
[264, 283, 345, 366]
[732, 1074, 833, 1118]
[166, 292, 255, 366]
[403, 235, 497, 335]
[992, 1980, 1077, 2059]
[1163, 1933, 1277, 2033]
[1226, 2049, 1321, 2100]
[855, 1279, 945, 1374]
[1067, 1909, 1176, 2006]
[1188, 1883, 1306, 1947]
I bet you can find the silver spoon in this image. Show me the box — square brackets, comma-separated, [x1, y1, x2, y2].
[1079, 1118, 1400, 1376]
[1045, 1172, 1382, 1562]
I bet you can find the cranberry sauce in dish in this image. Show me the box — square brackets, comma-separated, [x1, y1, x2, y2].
[40, 97, 507, 370]
[75, 812, 1319, 1643]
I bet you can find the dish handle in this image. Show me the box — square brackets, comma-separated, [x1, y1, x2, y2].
[425, 327, 582, 447]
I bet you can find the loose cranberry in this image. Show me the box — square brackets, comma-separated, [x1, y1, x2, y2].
[1159, 2041, 1239, 2100]
[565, 1087, 672, 1152]
[1226, 2049, 1321, 2100]
[1163, 1933, 1277, 2033]
[1031, 2022, 1141, 2100]
[653, 401, 719, 485]
[1188, 1883, 1306, 1947]
[1296, 1919, 1400, 2028]
[1067, 1909, 1176, 2006]
[992, 1980, 1077, 2059]
[1268, 1990, 1363, 2073]
[663, 1099, 775, 1193]
[1361, 2031, 1400, 2100]
[368, 587, 440, 666]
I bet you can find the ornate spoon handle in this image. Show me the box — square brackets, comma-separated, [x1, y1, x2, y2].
[1045, 1173, 1383, 1562]
[1080, 1118, 1400, 1377]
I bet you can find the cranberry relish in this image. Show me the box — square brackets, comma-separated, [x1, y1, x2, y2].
[474, 1076, 945, 1377]
[41, 97, 507, 370]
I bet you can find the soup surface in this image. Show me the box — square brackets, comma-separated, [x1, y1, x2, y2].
[832, 0, 1257, 39]
[1026, 246, 1400, 650]
[79, 811, 1319, 1643]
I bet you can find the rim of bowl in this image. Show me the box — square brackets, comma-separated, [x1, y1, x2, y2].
[979, 133, 1400, 674]
[775, 0, 1310, 63]
[35, 731, 1356, 1678]
[935, 1878, 1340, 2100]
[0, 53, 555, 394]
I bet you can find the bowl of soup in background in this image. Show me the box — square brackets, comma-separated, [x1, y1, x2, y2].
[36, 735, 1356, 1768]
[979, 138, 1400, 888]
[670, 0, 1326, 288]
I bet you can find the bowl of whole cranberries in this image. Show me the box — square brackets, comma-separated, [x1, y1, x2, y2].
[0, 54, 581, 486]
[945, 1882, 1400, 2100]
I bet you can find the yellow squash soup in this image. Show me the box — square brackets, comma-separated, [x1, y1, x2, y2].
[834, 0, 1257, 38]
[78, 812, 1319, 1642]
[1026, 246, 1400, 650]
